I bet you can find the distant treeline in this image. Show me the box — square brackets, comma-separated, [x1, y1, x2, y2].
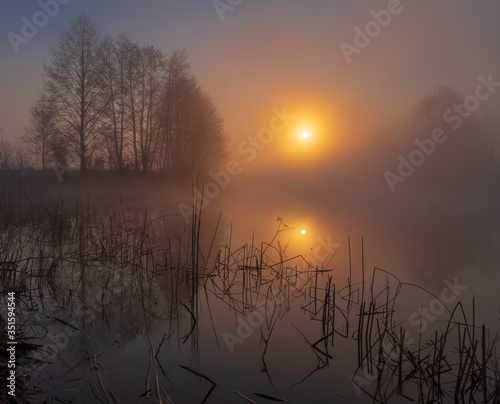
[22, 13, 227, 176]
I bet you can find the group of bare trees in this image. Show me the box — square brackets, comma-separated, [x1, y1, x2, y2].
[24, 13, 227, 176]
[24, 93, 67, 169]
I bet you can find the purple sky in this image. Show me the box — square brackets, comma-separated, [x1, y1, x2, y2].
[1, 0, 499, 152]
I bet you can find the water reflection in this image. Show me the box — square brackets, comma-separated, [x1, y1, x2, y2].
[1, 204, 499, 403]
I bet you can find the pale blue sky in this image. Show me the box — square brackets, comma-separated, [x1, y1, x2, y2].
[1, 0, 499, 149]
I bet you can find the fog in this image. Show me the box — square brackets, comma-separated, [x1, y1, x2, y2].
[199, 93, 499, 285]
[1, 1, 500, 402]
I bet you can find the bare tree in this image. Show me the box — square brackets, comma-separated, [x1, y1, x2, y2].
[13, 143, 33, 170]
[34, 15, 227, 175]
[24, 92, 57, 169]
[100, 35, 135, 170]
[48, 133, 70, 168]
[134, 45, 165, 171]
[123, 40, 142, 170]
[157, 49, 192, 172]
[44, 13, 106, 171]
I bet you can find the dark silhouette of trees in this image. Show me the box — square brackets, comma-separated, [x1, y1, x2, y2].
[177, 85, 227, 175]
[47, 133, 70, 168]
[156, 50, 227, 176]
[405, 85, 485, 189]
[402, 86, 492, 283]
[407, 86, 463, 135]
[100, 35, 133, 170]
[134, 45, 165, 171]
[24, 92, 57, 169]
[0, 139, 15, 170]
[44, 13, 106, 171]
[157, 50, 192, 173]
[25, 13, 227, 176]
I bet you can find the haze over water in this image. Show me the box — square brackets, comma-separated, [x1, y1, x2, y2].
[1, 1, 500, 403]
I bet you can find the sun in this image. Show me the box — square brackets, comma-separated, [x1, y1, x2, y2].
[300, 229, 306, 235]
[270, 97, 340, 162]
[298, 129, 311, 141]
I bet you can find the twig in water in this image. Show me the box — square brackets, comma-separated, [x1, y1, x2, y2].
[253, 392, 287, 402]
[234, 390, 256, 403]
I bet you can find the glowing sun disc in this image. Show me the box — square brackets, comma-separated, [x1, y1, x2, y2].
[302, 131, 309, 138]
[300, 229, 306, 235]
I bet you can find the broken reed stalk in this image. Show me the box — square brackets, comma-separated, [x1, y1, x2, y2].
[178, 364, 217, 386]
[179, 364, 217, 404]
[234, 390, 256, 403]
[252, 392, 287, 402]
[161, 387, 174, 404]
[397, 327, 404, 394]
[347, 237, 352, 314]
[483, 324, 488, 403]
[361, 236, 365, 309]
[357, 301, 364, 369]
